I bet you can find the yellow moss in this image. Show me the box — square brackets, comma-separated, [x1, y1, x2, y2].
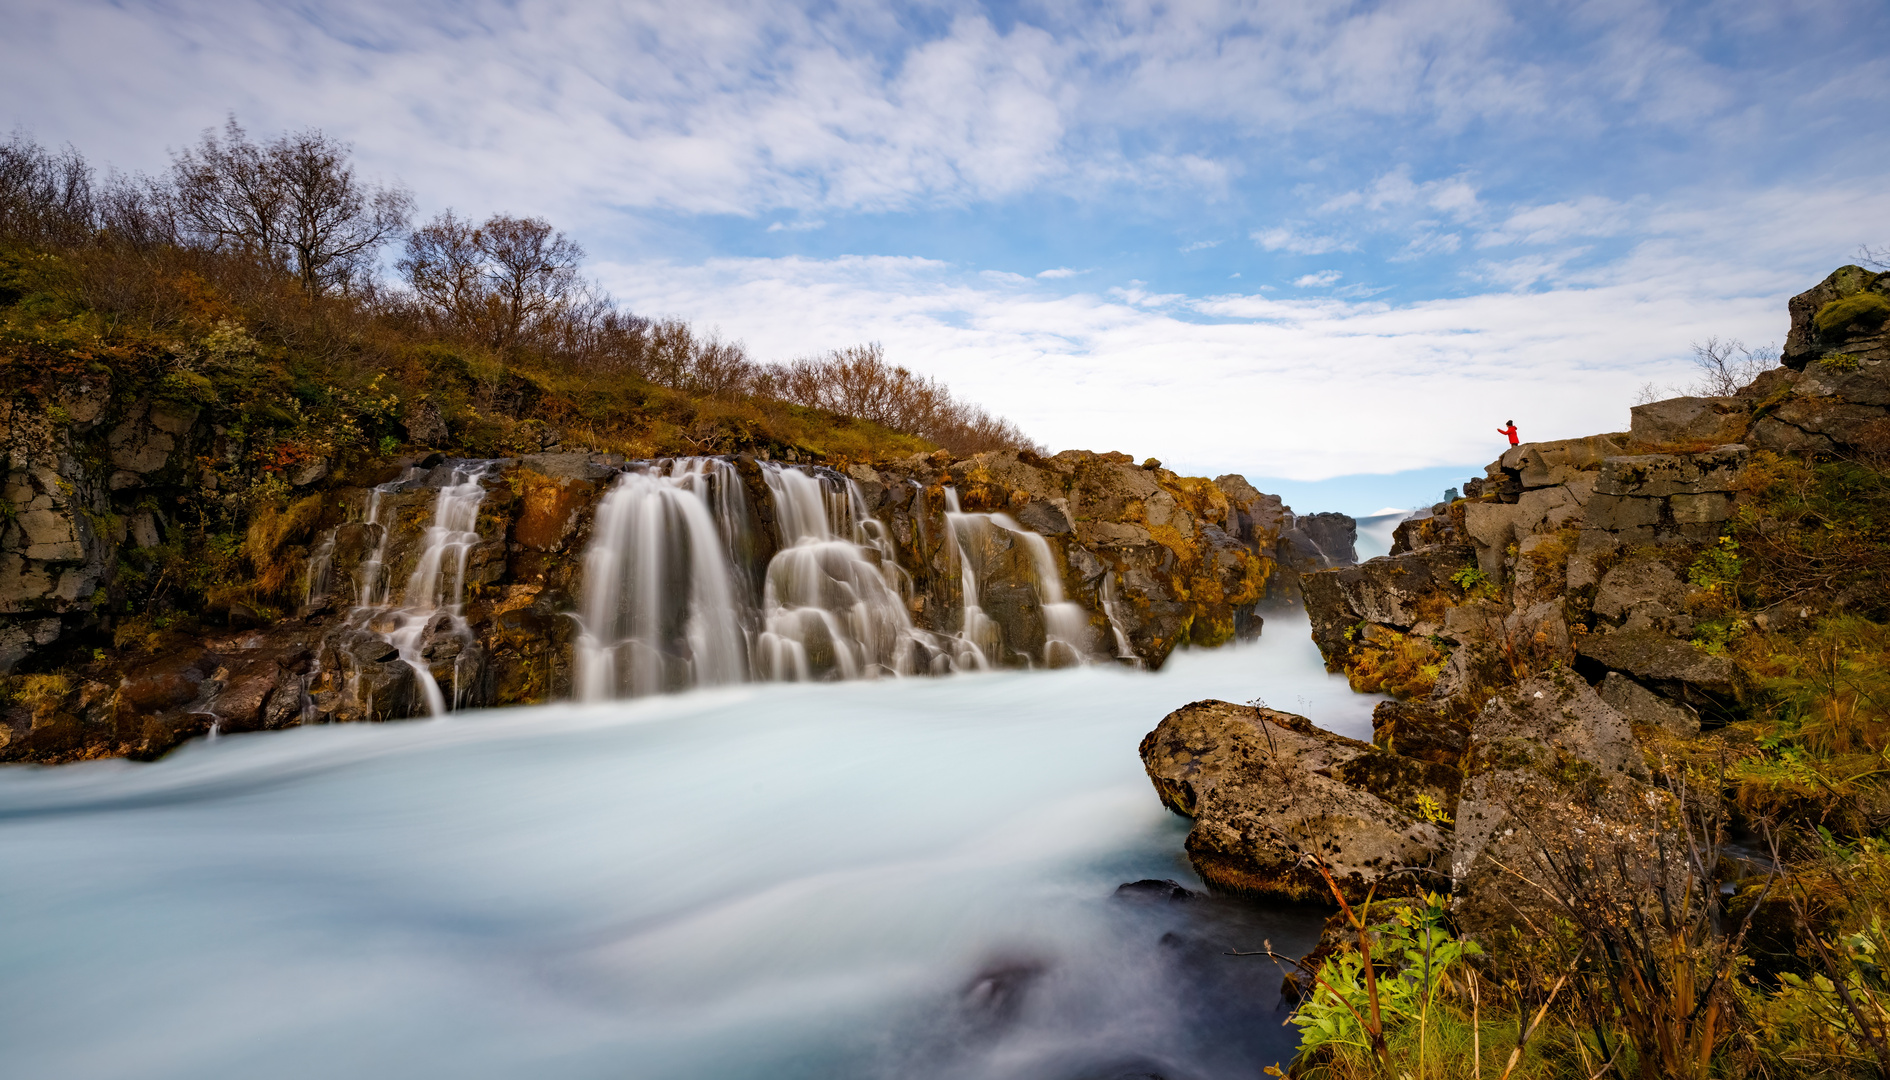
[15, 673, 71, 713]
[1346, 634, 1444, 699]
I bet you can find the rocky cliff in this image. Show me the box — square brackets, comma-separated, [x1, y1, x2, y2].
[1141, 264, 1890, 930]
[0, 382, 1357, 763]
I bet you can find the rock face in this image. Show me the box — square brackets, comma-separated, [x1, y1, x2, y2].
[0, 377, 1361, 764]
[1135, 264, 1885, 940]
[845, 452, 1354, 660]
[1213, 474, 1357, 611]
[1140, 699, 1452, 903]
[1782, 265, 1890, 370]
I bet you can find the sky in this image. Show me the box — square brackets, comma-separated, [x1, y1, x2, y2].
[6, 0, 1889, 513]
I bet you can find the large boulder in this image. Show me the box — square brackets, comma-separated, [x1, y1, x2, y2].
[1140, 699, 1453, 903]
[1302, 544, 1473, 663]
[1783, 265, 1890, 369]
[1450, 674, 1658, 934]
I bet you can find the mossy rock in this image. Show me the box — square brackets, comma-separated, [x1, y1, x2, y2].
[156, 370, 217, 407]
[1814, 291, 1890, 338]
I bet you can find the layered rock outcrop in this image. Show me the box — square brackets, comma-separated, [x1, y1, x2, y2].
[1140, 265, 1886, 928]
[0, 388, 1359, 762]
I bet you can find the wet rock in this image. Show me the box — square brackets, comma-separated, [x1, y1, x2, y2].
[1114, 879, 1202, 903]
[0, 617, 62, 673]
[120, 652, 213, 711]
[1014, 498, 1074, 535]
[1141, 699, 1450, 903]
[512, 470, 598, 552]
[206, 660, 281, 732]
[960, 957, 1047, 1031]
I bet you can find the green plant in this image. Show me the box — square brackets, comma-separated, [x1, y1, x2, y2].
[1452, 565, 1497, 600]
[1688, 535, 1743, 593]
[1821, 352, 1863, 373]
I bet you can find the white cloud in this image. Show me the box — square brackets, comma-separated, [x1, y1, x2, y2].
[1254, 226, 1356, 255]
[1477, 196, 1632, 247]
[766, 219, 826, 233]
[595, 181, 1890, 481]
[9, 0, 1866, 229]
[1178, 239, 1222, 252]
[1318, 167, 1481, 220]
[1293, 270, 1344, 287]
[1036, 267, 1084, 279]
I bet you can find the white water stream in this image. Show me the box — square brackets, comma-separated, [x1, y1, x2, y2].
[0, 615, 1375, 1080]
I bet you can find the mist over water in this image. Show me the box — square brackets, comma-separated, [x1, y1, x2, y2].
[0, 616, 1375, 1080]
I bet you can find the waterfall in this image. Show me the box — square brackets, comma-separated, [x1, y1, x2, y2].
[753, 464, 937, 681]
[573, 458, 1003, 698]
[573, 459, 751, 701]
[1099, 572, 1144, 668]
[372, 462, 496, 716]
[942, 488, 1095, 668]
[303, 462, 497, 720]
[353, 470, 420, 607]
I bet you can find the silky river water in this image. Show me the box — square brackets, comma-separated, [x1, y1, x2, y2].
[0, 616, 1378, 1080]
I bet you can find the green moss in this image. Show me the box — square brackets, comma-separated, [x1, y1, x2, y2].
[1814, 291, 1890, 338]
[157, 369, 217, 407]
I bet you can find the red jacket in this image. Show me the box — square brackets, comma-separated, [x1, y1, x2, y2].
[1499, 423, 1519, 446]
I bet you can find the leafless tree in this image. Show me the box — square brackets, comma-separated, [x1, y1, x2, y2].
[771, 343, 1039, 453]
[1862, 244, 1890, 271]
[400, 211, 583, 351]
[400, 210, 490, 333]
[480, 215, 583, 350]
[171, 118, 412, 294]
[1687, 336, 1777, 397]
[0, 131, 95, 245]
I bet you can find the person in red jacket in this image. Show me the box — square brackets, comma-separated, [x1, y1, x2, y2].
[1498, 420, 1519, 446]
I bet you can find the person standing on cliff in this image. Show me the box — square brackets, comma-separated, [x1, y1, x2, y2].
[1498, 419, 1519, 446]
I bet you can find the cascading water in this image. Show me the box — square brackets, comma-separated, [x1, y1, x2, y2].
[1098, 572, 1144, 668]
[353, 473, 416, 607]
[0, 616, 1381, 1080]
[943, 489, 1096, 669]
[370, 462, 497, 716]
[307, 462, 497, 719]
[574, 458, 989, 698]
[573, 459, 751, 701]
[755, 464, 949, 681]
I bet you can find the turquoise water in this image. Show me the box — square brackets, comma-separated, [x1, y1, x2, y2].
[0, 616, 1374, 1079]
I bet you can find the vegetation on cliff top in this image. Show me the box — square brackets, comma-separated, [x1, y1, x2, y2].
[0, 122, 1036, 466]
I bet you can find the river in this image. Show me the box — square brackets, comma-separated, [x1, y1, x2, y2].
[0, 615, 1377, 1080]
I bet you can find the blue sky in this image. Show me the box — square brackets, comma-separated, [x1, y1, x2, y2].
[7, 0, 1889, 512]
